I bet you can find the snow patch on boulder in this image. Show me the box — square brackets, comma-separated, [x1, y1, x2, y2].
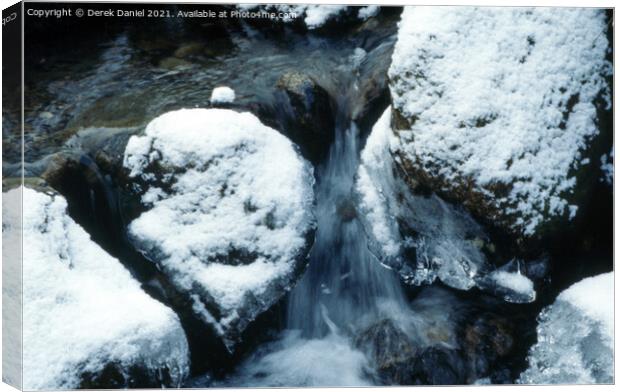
[389, 7, 612, 236]
[12, 187, 189, 390]
[124, 108, 315, 349]
[519, 272, 613, 384]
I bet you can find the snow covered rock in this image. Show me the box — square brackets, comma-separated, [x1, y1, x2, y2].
[519, 272, 613, 384]
[210, 86, 236, 105]
[123, 108, 315, 350]
[8, 187, 189, 390]
[388, 7, 612, 238]
[355, 108, 535, 302]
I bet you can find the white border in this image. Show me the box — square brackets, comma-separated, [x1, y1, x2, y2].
[0, 1, 616, 392]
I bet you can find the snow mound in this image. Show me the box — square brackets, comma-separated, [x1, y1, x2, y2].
[519, 272, 613, 384]
[389, 7, 612, 236]
[210, 86, 235, 104]
[356, 108, 536, 303]
[124, 108, 315, 349]
[12, 187, 189, 390]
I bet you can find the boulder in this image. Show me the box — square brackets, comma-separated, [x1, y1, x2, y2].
[410, 347, 467, 385]
[354, 319, 417, 385]
[387, 7, 612, 241]
[275, 71, 335, 162]
[462, 314, 515, 382]
[4, 187, 190, 390]
[122, 108, 316, 351]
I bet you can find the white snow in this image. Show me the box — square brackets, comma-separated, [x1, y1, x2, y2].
[356, 108, 401, 258]
[2, 187, 22, 388]
[600, 147, 613, 185]
[124, 108, 315, 345]
[304, 5, 347, 29]
[520, 272, 613, 384]
[237, 4, 347, 29]
[12, 187, 189, 390]
[557, 272, 614, 339]
[358, 6, 380, 20]
[210, 86, 236, 105]
[489, 270, 536, 302]
[389, 7, 612, 236]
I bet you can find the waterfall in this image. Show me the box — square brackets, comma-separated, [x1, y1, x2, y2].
[287, 120, 408, 338]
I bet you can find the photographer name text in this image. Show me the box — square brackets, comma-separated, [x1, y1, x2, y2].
[26, 7, 298, 20]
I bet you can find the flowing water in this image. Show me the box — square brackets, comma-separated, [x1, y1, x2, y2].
[204, 36, 415, 387]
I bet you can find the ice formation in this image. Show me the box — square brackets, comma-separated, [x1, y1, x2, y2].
[10, 187, 189, 390]
[388, 7, 612, 236]
[519, 272, 613, 384]
[355, 108, 536, 303]
[124, 108, 315, 349]
[487, 270, 536, 303]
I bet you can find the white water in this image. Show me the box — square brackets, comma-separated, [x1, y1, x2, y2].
[217, 117, 411, 386]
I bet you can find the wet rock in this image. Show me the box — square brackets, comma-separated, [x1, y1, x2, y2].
[40, 127, 140, 192]
[354, 319, 417, 385]
[462, 313, 514, 382]
[276, 71, 335, 162]
[158, 57, 193, 70]
[174, 42, 206, 59]
[411, 347, 467, 385]
[2, 177, 52, 193]
[337, 199, 357, 222]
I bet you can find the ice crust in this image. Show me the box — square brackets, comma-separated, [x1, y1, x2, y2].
[355, 108, 536, 303]
[519, 272, 613, 384]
